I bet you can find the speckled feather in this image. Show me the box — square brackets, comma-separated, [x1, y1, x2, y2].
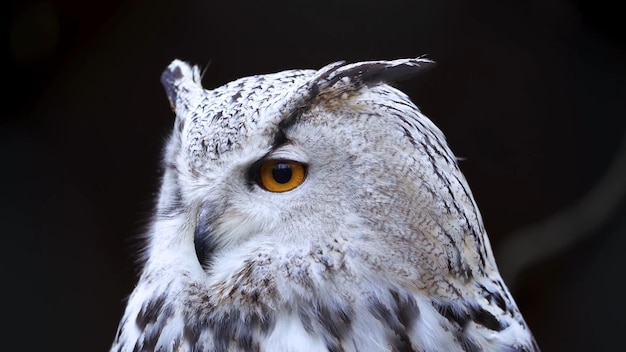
[111, 58, 539, 352]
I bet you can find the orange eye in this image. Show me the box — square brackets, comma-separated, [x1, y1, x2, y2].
[257, 160, 306, 192]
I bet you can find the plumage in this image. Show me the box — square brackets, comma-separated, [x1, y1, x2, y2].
[111, 58, 539, 352]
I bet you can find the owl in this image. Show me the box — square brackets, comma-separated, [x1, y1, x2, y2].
[111, 58, 539, 352]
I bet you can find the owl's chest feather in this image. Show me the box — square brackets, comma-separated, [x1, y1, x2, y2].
[114, 249, 534, 352]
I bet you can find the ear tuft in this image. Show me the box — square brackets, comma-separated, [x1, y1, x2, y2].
[161, 59, 203, 111]
[317, 57, 435, 92]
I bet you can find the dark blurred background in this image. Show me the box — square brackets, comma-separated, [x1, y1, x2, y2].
[2, 0, 625, 350]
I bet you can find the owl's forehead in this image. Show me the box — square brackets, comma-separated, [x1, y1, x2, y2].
[182, 69, 315, 169]
[214, 69, 314, 101]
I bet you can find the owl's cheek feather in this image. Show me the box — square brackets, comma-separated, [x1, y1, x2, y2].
[193, 204, 220, 271]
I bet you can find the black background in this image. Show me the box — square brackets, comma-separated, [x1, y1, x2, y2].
[3, 0, 625, 350]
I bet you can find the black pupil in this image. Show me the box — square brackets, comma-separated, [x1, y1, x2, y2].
[272, 163, 292, 184]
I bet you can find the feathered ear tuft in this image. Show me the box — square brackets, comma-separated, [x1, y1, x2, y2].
[278, 57, 435, 129]
[316, 57, 435, 91]
[160, 59, 204, 112]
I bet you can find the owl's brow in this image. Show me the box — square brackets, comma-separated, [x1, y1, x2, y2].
[276, 61, 346, 131]
[270, 129, 289, 151]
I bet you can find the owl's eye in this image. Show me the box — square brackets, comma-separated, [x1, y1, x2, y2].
[257, 160, 306, 192]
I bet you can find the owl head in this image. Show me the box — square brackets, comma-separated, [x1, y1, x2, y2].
[153, 57, 494, 282]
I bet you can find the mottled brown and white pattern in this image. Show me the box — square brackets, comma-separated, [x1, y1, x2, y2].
[111, 58, 540, 352]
